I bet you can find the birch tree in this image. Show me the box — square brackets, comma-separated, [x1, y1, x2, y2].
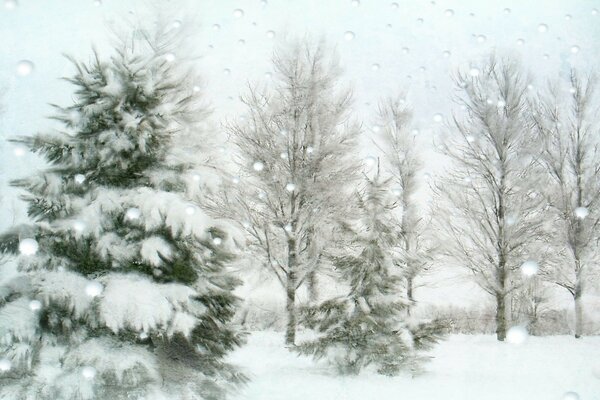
[435, 56, 545, 341]
[531, 70, 600, 338]
[375, 97, 432, 312]
[208, 40, 360, 345]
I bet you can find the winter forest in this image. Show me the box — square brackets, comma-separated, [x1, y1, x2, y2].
[0, 0, 599, 399]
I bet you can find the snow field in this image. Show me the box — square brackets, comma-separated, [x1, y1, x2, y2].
[228, 331, 600, 400]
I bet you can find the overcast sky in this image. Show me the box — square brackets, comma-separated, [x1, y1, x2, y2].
[1, 0, 599, 307]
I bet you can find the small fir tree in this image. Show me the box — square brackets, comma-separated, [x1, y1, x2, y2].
[297, 171, 445, 376]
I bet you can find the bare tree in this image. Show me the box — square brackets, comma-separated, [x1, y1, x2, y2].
[531, 70, 600, 338]
[375, 97, 432, 313]
[509, 275, 553, 335]
[207, 40, 360, 345]
[435, 56, 546, 341]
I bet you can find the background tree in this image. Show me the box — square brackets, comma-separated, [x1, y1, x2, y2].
[297, 171, 444, 375]
[531, 70, 600, 338]
[207, 40, 360, 345]
[0, 22, 244, 400]
[375, 96, 433, 313]
[435, 56, 546, 341]
[509, 275, 552, 335]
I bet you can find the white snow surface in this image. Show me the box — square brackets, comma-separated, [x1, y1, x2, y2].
[227, 331, 600, 400]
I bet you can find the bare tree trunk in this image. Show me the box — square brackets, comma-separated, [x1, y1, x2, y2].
[574, 152, 585, 339]
[285, 237, 298, 346]
[406, 276, 414, 316]
[497, 174, 508, 342]
[574, 278, 583, 338]
[495, 292, 507, 341]
[496, 251, 508, 341]
[307, 270, 318, 302]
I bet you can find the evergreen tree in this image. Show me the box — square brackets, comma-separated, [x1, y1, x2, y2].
[297, 171, 444, 376]
[0, 25, 244, 400]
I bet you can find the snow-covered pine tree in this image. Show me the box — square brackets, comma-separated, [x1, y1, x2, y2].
[0, 24, 244, 400]
[297, 171, 444, 376]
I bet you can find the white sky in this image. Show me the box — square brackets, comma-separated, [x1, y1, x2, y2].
[1, 0, 599, 308]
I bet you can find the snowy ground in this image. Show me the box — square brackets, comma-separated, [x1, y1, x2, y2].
[227, 331, 600, 400]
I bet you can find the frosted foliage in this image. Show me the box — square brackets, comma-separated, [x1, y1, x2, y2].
[0, 274, 29, 293]
[99, 68, 123, 97]
[34, 271, 94, 318]
[60, 189, 122, 237]
[95, 233, 136, 263]
[10, 343, 35, 371]
[168, 312, 198, 338]
[33, 346, 68, 392]
[99, 274, 201, 334]
[140, 236, 173, 266]
[132, 189, 214, 239]
[326, 344, 358, 367]
[24, 173, 64, 197]
[158, 283, 207, 309]
[136, 387, 173, 400]
[0, 298, 38, 344]
[53, 371, 96, 400]
[64, 338, 159, 385]
[60, 187, 231, 257]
